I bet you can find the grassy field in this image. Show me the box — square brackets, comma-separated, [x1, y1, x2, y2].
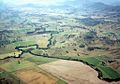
[0, 51, 22, 59]
[0, 71, 8, 78]
[13, 41, 36, 47]
[0, 53, 58, 70]
[25, 55, 58, 65]
[18, 46, 37, 52]
[0, 60, 35, 72]
[56, 79, 68, 84]
[30, 49, 44, 55]
[77, 57, 103, 66]
[0, 70, 21, 84]
[97, 66, 120, 80]
[0, 44, 16, 54]
[37, 36, 49, 48]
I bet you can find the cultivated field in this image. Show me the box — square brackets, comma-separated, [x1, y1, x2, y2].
[15, 68, 58, 84]
[0, 51, 22, 59]
[39, 60, 120, 84]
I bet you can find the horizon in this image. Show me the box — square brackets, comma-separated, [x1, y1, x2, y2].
[1, 0, 120, 6]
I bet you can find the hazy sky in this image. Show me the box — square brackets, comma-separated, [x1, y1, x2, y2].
[1, 0, 120, 6]
[2, 0, 66, 5]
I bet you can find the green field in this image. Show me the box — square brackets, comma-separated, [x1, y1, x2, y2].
[30, 49, 44, 55]
[25, 55, 57, 65]
[56, 79, 67, 84]
[0, 71, 21, 84]
[19, 46, 37, 52]
[0, 60, 35, 72]
[13, 41, 36, 47]
[75, 57, 103, 66]
[0, 71, 8, 78]
[97, 66, 120, 80]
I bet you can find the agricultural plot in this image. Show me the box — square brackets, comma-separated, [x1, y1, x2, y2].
[71, 56, 120, 80]
[75, 57, 104, 66]
[96, 66, 120, 80]
[29, 50, 120, 81]
[75, 57, 120, 80]
[18, 46, 37, 52]
[15, 69, 58, 84]
[0, 60, 35, 72]
[0, 44, 16, 54]
[0, 70, 21, 84]
[37, 35, 50, 48]
[13, 41, 36, 47]
[0, 51, 22, 59]
[24, 34, 50, 48]
[25, 54, 57, 65]
[39, 60, 108, 84]
[0, 53, 67, 84]
[12, 34, 50, 48]
[0, 71, 8, 78]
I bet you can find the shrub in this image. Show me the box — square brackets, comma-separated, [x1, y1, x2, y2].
[79, 44, 85, 48]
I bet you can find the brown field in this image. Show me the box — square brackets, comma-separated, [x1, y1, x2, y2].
[39, 60, 120, 84]
[14, 68, 58, 84]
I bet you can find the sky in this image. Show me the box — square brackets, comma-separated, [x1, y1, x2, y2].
[1, 0, 120, 6]
[2, 0, 66, 6]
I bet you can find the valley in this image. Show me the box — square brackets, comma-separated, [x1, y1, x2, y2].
[0, 0, 120, 84]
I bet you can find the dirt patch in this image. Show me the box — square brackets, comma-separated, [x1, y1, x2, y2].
[15, 68, 58, 84]
[39, 60, 120, 84]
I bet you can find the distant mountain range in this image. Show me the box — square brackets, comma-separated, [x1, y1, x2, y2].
[1, 0, 120, 13]
[85, 2, 120, 12]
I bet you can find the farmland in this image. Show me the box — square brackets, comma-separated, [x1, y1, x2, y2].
[39, 60, 108, 84]
[0, 0, 120, 84]
[15, 69, 58, 84]
[0, 53, 67, 84]
[28, 49, 120, 81]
